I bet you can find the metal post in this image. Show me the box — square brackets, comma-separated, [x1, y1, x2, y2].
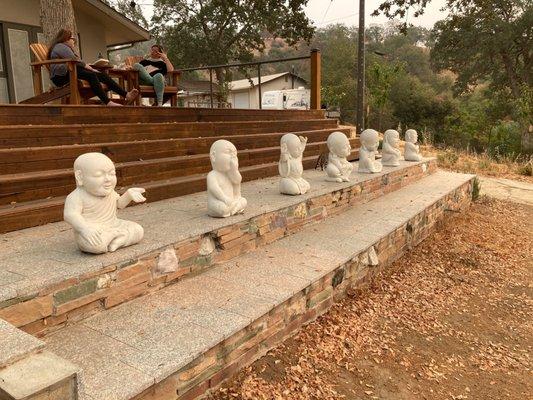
[291, 65, 295, 89]
[209, 68, 214, 108]
[257, 64, 262, 109]
[356, 0, 365, 134]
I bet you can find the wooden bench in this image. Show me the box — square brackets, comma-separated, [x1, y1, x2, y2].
[125, 56, 180, 106]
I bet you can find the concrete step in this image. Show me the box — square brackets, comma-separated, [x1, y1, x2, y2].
[0, 159, 435, 337]
[42, 170, 475, 400]
[0, 319, 44, 369]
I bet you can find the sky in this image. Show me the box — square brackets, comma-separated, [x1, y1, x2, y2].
[134, 0, 449, 29]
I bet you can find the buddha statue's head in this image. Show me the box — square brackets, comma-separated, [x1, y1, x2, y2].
[327, 131, 351, 158]
[405, 129, 418, 143]
[384, 129, 400, 148]
[360, 129, 380, 151]
[73, 152, 117, 197]
[280, 133, 305, 158]
[210, 140, 238, 173]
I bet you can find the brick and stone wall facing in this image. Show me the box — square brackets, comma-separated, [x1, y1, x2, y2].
[133, 177, 474, 400]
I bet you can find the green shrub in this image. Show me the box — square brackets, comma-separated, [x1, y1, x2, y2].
[472, 177, 481, 201]
[488, 121, 522, 158]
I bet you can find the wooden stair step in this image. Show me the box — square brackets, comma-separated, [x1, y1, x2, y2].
[0, 151, 358, 234]
[0, 140, 359, 206]
[0, 128, 352, 174]
[0, 119, 338, 148]
[0, 105, 326, 125]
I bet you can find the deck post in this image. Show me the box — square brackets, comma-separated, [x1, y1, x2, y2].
[67, 62, 80, 105]
[209, 69, 214, 108]
[257, 64, 262, 109]
[310, 49, 321, 110]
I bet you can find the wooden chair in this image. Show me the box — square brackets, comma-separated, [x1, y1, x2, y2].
[124, 56, 180, 106]
[23, 43, 108, 105]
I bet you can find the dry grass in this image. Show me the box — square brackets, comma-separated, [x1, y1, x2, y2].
[421, 145, 533, 183]
[208, 198, 533, 400]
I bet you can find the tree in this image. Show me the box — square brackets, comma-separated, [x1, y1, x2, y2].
[103, 0, 149, 29]
[431, 0, 531, 100]
[151, 0, 314, 77]
[366, 61, 404, 130]
[39, 0, 78, 48]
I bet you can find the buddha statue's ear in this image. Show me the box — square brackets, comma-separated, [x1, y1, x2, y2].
[209, 150, 216, 163]
[74, 170, 83, 187]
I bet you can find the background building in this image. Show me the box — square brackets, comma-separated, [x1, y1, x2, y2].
[228, 72, 307, 109]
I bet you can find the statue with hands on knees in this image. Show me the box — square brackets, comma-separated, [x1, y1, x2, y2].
[404, 129, 422, 161]
[325, 131, 353, 182]
[64, 153, 145, 254]
[381, 129, 401, 167]
[358, 129, 383, 173]
[207, 140, 247, 218]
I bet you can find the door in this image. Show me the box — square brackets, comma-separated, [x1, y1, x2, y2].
[1, 22, 42, 103]
[233, 91, 250, 109]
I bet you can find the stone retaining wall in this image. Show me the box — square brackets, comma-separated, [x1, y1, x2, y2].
[133, 177, 473, 400]
[0, 160, 437, 337]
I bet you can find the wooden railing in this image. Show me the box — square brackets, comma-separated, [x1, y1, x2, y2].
[178, 50, 321, 110]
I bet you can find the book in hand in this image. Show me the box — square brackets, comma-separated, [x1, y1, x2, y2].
[91, 58, 111, 68]
[144, 65, 158, 74]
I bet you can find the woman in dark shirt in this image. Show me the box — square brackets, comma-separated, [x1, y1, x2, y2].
[48, 29, 138, 106]
[132, 44, 174, 106]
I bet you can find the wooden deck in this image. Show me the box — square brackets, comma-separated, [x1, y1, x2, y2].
[0, 105, 357, 233]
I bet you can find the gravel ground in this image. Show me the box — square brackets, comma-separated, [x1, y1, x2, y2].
[208, 197, 533, 400]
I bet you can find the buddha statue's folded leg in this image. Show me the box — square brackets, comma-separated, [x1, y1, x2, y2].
[342, 162, 354, 180]
[280, 177, 302, 195]
[76, 230, 114, 254]
[229, 196, 247, 215]
[208, 197, 231, 217]
[326, 163, 343, 182]
[298, 178, 311, 193]
[108, 220, 144, 252]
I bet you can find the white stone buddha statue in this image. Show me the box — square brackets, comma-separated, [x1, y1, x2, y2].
[325, 131, 353, 182]
[381, 129, 401, 167]
[279, 133, 310, 195]
[404, 129, 422, 161]
[63, 153, 145, 254]
[207, 140, 247, 217]
[358, 129, 383, 173]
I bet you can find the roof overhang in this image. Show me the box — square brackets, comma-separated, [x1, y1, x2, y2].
[73, 0, 150, 47]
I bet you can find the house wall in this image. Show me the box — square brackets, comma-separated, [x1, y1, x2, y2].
[75, 9, 107, 61]
[0, 0, 40, 26]
[229, 75, 308, 109]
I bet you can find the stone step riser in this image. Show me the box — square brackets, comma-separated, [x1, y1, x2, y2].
[0, 160, 437, 338]
[136, 178, 474, 400]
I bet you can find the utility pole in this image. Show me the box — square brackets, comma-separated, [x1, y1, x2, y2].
[356, 0, 365, 134]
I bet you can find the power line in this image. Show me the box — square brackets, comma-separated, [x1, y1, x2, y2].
[317, 12, 359, 27]
[320, 0, 334, 25]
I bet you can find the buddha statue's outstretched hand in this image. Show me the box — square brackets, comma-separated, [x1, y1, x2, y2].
[117, 187, 146, 207]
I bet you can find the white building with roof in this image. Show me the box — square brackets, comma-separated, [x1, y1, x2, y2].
[229, 72, 307, 109]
